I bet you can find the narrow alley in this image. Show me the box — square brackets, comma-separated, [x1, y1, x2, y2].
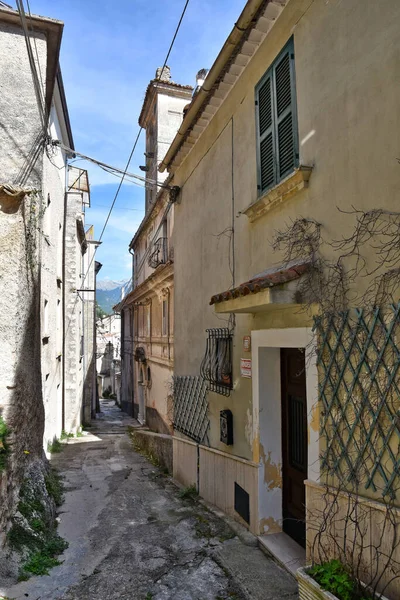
[2, 401, 298, 600]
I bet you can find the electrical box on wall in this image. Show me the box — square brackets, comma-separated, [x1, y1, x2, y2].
[220, 409, 233, 445]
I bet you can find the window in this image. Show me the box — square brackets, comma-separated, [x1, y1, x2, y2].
[200, 328, 233, 396]
[43, 299, 49, 334]
[162, 298, 168, 336]
[144, 303, 151, 337]
[44, 193, 51, 237]
[255, 37, 298, 196]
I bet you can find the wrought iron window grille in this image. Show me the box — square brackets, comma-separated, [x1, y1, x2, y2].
[148, 237, 168, 269]
[200, 328, 233, 396]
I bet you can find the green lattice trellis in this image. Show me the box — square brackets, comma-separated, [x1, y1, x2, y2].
[173, 376, 210, 445]
[314, 304, 400, 500]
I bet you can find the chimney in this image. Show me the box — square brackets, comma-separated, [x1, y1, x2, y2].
[155, 66, 171, 82]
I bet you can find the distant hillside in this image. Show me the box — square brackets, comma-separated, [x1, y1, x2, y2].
[96, 279, 131, 314]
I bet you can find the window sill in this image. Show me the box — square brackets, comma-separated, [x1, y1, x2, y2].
[243, 166, 313, 223]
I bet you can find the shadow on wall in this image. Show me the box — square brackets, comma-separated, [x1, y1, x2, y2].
[83, 352, 96, 425]
[0, 282, 45, 531]
[146, 407, 172, 436]
[0, 121, 43, 186]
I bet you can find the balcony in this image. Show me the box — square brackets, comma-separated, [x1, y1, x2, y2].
[148, 237, 168, 269]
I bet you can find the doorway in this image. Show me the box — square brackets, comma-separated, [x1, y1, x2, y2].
[280, 347, 308, 547]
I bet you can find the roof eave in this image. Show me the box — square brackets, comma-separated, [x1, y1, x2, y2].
[56, 67, 74, 150]
[159, 0, 287, 173]
[138, 79, 193, 128]
[0, 7, 64, 123]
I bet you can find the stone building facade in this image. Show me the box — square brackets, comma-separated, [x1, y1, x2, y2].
[158, 0, 400, 594]
[116, 68, 192, 430]
[96, 313, 121, 399]
[0, 4, 96, 555]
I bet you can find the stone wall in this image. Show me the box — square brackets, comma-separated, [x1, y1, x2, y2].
[40, 105, 68, 450]
[64, 191, 85, 432]
[0, 189, 45, 544]
[82, 239, 97, 423]
[0, 19, 48, 542]
[131, 429, 173, 474]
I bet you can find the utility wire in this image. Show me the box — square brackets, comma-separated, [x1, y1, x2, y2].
[87, 0, 193, 301]
[61, 0, 192, 344]
[94, 204, 143, 212]
[26, 0, 46, 107]
[74, 0, 191, 291]
[16, 0, 46, 132]
[54, 142, 171, 191]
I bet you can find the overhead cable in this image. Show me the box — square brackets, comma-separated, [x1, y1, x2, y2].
[53, 142, 172, 191]
[75, 0, 191, 291]
[16, 0, 46, 132]
[61, 0, 191, 339]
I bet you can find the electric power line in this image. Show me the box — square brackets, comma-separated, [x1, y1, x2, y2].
[54, 142, 171, 191]
[60, 0, 192, 341]
[71, 0, 191, 292]
[16, 0, 46, 132]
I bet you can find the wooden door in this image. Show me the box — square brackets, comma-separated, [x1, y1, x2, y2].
[281, 348, 307, 547]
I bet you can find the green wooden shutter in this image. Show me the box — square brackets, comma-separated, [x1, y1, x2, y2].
[255, 37, 298, 196]
[257, 73, 276, 193]
[273, 40, 298, 180]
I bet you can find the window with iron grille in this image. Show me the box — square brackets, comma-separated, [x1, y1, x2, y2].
[200, 328, 233, 396]
[255, 37, 298, 196]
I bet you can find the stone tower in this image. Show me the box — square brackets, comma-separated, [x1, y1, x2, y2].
[138, 68, 193, 214]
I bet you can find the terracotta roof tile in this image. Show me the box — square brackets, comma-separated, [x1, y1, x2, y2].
[209, 259, 311, 306]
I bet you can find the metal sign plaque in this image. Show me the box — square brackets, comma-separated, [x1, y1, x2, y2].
[240, 358, 252, 378]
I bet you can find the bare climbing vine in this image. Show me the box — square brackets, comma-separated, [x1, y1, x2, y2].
[272, 208, 400, 598]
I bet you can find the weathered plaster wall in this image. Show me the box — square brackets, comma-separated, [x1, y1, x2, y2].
[0, 21, 48, 540]
[82, 239, 97, 423]
[145, 83, 191, 212]
[134, 192, 173, 287]
[64, 191, 85, 432]
[171, 0, 400, 462]
[0, 22, 46, 183]
[131, 266, 174, 432]
[40, 104, 68, 450]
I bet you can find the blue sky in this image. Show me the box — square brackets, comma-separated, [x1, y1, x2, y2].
[26, 0, 245, 281]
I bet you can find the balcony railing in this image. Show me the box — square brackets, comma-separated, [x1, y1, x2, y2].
[148, 237, 168, 269]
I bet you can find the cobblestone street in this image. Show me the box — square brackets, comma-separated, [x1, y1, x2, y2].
[1, 401, 298, 600]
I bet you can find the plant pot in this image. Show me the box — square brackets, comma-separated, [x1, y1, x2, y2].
[296, 566, 390, 600]
[297, 567, 340, 600]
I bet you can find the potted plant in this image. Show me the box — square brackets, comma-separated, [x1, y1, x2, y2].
[297, 559, 390, 600]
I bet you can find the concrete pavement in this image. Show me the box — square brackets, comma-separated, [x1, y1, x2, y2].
[1, 400, 298, 600]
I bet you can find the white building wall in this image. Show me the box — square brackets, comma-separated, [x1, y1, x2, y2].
[41, 100, 68, 450]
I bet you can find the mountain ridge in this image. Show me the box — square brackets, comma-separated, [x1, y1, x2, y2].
[96, 278, 131, 314]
